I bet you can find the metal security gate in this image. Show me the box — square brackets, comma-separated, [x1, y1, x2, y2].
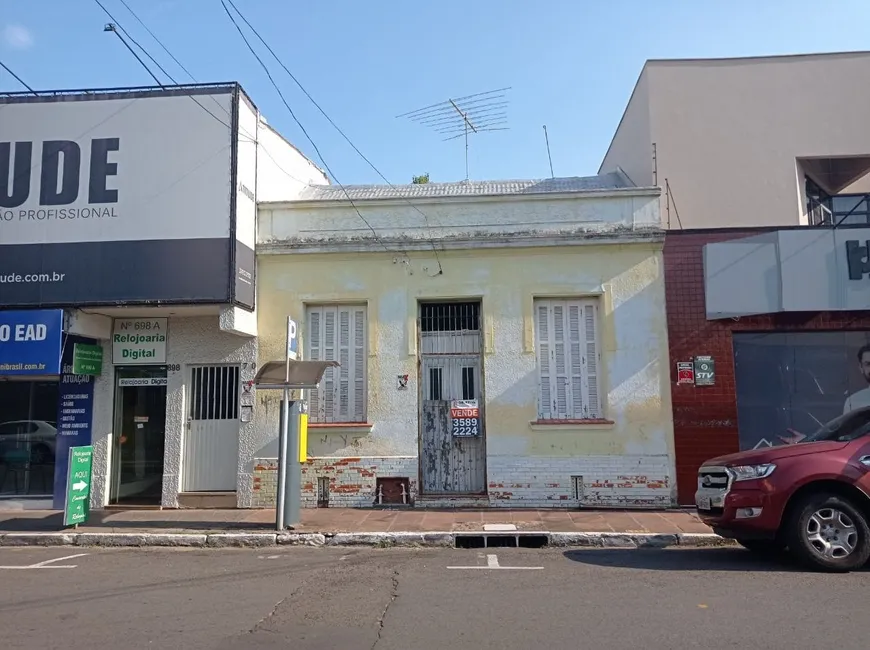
[419, 301, 486, 494]
[182, 365, 240, 492]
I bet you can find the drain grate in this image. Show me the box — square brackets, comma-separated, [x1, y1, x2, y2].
[454, 533, 549, 549]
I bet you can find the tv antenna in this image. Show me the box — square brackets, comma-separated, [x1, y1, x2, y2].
[397, 87, 511, 180]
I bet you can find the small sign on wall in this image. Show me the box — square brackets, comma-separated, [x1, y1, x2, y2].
[694, 355, 715, 386]
[676, 361, 694, 385]
[451, 399, 480, 437]
[112, 318, 167, 364]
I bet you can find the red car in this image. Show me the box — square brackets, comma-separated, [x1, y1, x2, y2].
[696, 406, 870, 572]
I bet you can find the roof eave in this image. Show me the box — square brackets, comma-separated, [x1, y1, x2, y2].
[258, 185, 661, 210]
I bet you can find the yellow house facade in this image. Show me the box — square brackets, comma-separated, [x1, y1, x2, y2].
[252, 174, 676, 508]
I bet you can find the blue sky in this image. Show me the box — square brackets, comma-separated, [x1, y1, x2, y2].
[2, 0, 869, 185]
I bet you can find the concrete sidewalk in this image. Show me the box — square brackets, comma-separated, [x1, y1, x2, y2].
[0, 507, 712, 535]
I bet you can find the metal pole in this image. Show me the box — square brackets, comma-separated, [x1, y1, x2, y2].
[284, 401, 302, 526]
[276, 315, 295, 531]
[276, 387, 290, 531]
[543, 125, 554, 178]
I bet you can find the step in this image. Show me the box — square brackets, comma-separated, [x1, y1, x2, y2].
[177, 492, 237, 509]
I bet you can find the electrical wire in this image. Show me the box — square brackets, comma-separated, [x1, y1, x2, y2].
[223, 0, 444, 275]
[0, 60, 37, 94]
[219, 0, 396, 254]
[107, 0, 307, 180]
[92, 0, 255, 142]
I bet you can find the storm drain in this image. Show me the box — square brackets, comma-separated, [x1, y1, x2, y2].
[454, 533, 549, 549]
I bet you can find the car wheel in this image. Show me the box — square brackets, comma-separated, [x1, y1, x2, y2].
[786, 492, 870, 573]
[30, 444, 52, 466]
[735, 538, 785, 555]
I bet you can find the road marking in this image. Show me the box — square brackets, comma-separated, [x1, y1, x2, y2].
[447, 553, 544, 571]
[0, 553, 88, 570]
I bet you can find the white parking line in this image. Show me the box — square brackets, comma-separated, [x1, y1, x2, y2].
[447, 553, 544, 571]
[0, 553, 89, 570]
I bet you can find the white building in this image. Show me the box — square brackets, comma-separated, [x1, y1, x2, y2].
[0, 84, 326, 510]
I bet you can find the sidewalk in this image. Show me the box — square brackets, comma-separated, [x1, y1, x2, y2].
[0, 507, 713, 534]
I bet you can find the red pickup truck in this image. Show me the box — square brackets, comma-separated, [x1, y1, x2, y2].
[696, 406, 870, 572]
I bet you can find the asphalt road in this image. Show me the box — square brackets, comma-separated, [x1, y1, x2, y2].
[0, 545, 866, 649]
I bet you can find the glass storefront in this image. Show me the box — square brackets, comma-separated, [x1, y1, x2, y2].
[733, 331, 870, 450]
[0, 380, 60, 496]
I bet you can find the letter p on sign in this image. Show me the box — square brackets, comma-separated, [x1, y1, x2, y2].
[286, 317, 298, 361]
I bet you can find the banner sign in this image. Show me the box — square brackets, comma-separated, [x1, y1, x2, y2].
[53, 336, 96, 509]
[0, 86, 255, 309]
[0, 309, 64, 375]
[450, 399, 481, 437]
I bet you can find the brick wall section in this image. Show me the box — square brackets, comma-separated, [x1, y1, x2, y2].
[252, 456, 418, 508]
[486, 455, 672, 508]
[664, 228, 870, 504]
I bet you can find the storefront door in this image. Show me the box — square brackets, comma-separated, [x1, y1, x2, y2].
[110, 366, 167, 505]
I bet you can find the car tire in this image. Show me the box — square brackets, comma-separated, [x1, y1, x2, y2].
[785, 492, 870, 573]
[735, 538, 785, 555]
[30, 444, 53, 466]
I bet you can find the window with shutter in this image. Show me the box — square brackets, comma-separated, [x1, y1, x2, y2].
[533, 298, 602, 420]
[304, 304, 368, 423]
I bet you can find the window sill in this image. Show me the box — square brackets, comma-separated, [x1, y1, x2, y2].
[308, 422, 374, 434]
[529, 419, 615, 431]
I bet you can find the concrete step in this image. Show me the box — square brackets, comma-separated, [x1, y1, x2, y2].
[177, 492, 237, 509]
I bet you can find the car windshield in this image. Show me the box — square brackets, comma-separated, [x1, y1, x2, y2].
[802, 407, 870, 443]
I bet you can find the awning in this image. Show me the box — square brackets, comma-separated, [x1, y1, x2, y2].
[253, 360, 339, 390]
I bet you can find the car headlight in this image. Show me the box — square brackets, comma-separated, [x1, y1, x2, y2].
[728, 464, 776, 482]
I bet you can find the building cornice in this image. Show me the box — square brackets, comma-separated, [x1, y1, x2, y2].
[258, 229, 664, 255]
[258, 186, 661, 211]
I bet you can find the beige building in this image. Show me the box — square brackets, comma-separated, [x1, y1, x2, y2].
[599, 51, 870, 229]
[252, 176, 678, 509]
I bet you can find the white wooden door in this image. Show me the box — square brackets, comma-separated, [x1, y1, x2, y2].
[182, 365, 240, 492]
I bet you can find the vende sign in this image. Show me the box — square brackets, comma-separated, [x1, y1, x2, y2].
[0, 86, 256, 310]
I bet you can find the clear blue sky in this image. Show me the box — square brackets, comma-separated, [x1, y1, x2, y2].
[3, 0, 870, 185]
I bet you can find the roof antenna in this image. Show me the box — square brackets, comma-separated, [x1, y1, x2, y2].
[543, 125, 554, 178]
[397, 87, 511, 181]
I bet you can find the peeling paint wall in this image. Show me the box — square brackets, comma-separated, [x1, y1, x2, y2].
[254, 241, 674, 506]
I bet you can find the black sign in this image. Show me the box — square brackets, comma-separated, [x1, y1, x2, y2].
[845, 240, 870, 280]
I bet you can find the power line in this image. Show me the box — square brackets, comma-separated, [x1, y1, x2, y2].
[117, 0, 198, 83]
[0, 60, 37, 95]
[223, 0, 444, 275]
[219, 0, 395, 255]
[93, 0, 256, 142]
[99, 0, 309, 190]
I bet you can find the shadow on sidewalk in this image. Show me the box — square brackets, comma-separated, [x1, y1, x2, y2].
[0, 513, 273, 533]
[563, 548, 800, 572]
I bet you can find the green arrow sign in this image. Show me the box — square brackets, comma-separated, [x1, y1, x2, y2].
[64, 446, 93, 527]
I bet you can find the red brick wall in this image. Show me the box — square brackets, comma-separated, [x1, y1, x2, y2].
[664, 229, 870, 504]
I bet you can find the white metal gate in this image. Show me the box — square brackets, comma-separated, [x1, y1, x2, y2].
[182, 365, 240, 492]
[419, 302, 486, 494]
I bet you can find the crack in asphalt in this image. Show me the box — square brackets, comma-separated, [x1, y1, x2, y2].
[371, 570, 400, 649]
[250, 580, 307, 634]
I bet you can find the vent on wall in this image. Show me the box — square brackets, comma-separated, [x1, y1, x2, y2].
[571, 475, 584, 501]
[317, 477, 330, 508]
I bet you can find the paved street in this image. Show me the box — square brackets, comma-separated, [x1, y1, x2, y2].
[0, 546, 865, 649]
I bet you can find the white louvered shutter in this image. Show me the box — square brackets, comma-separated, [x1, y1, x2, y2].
[535, 298, 602, 420]
[305, 305, 367, 423]
[307, 309, 323, 421]
[536, 302, 553, 419]
[582, 302, 600, 418]
[352, 307, 366, 422]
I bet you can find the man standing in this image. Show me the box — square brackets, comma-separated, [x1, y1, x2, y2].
[843, 344, 870, 414]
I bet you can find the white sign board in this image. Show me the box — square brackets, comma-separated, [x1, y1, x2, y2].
[286, 317, 298, 361]
[112, 318, 167, 364]
[0, 86, 256, 310]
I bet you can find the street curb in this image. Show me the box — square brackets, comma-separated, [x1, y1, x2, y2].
[0, 531, 730, 549]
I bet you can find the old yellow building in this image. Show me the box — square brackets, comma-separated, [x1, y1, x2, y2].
[252, 174, 676, 508]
